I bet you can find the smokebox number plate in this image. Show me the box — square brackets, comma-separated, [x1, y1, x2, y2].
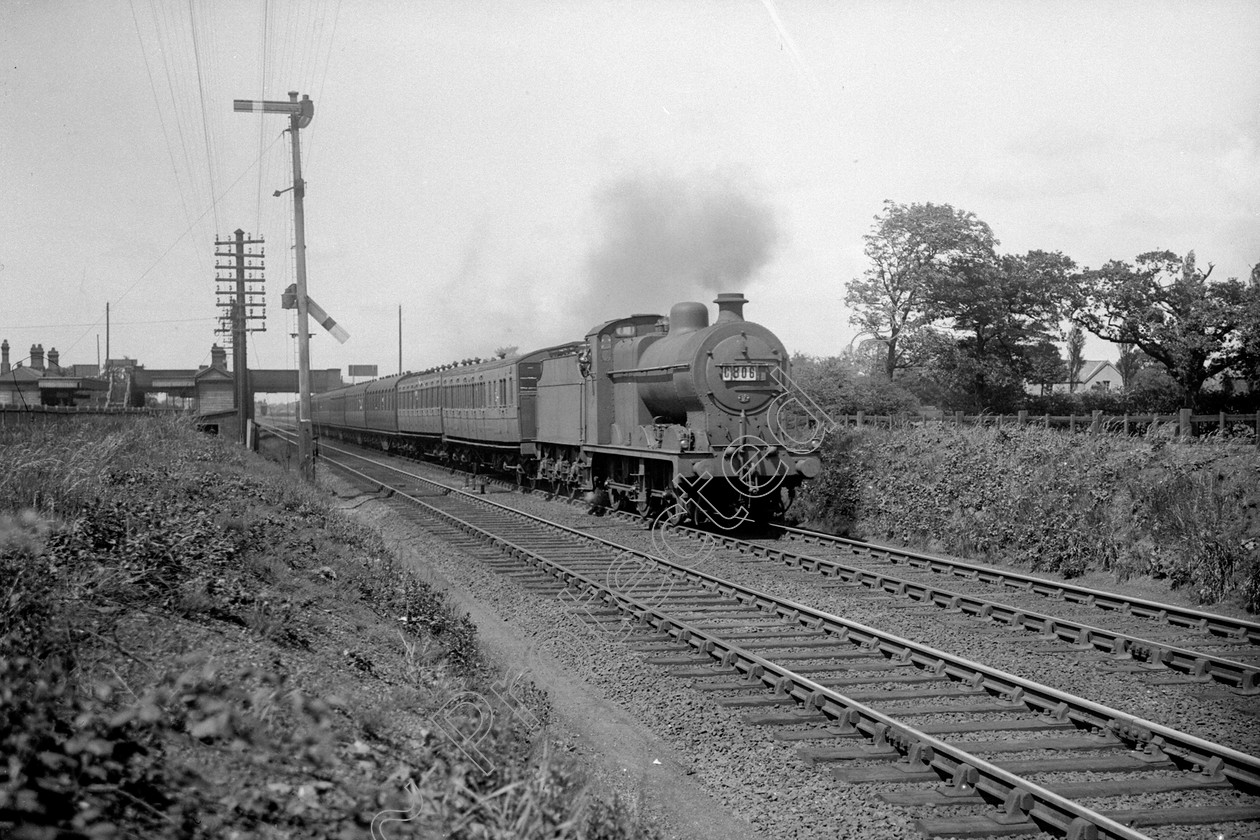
[720, 364, 767, 382]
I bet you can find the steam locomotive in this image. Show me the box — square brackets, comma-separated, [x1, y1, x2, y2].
[311, 293, 821, 525]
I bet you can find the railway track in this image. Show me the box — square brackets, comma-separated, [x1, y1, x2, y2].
[771, 524, 1260, 643]
[268, 428, 1260, 839]
[676, 525, 1260, 695]
[288, 421, 1260, 695]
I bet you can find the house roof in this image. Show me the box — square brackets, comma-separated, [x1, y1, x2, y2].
[1078, 360, 1105, 381]
[1, 367, 43, 384]
[194, 366, 233, 382]
[1078, 360, 1119, 382]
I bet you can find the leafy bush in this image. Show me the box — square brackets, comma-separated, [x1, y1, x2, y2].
[789, 354, 920, 416]
[0, 418, 657, 840]
[798, 424, 1260, 611]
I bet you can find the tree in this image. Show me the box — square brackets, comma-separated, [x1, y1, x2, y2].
[1065, 325, 1086, 392]
[846, 201, 996, 380]
[930, 249, 1077, 406]
[1115, 342, 1148, 391]
[1075, 250, 1254, 409]
[1234, 263, 1260, 393]
[788, 353, 919, 416]
[1025, 341, 1066, 396]
[909, 336, 1029, 412]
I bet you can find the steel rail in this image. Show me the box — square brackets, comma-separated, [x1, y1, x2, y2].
[317, 449, 1151, 839]
[313, 440, 1260, 838]
[771, 523, 1260, 644]
[265, 423, 1260, 691]
[684, 528, 1260, 693]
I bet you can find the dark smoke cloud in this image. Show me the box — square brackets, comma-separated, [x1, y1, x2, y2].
[579, 167, 779, 323]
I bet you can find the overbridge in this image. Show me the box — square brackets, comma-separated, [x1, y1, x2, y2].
[122, 367, 344, 401]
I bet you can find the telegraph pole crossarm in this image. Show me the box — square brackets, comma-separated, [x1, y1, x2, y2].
[234, 91, 316, 480]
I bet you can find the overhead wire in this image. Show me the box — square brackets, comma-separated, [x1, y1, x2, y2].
[255, 0, 270, 234]
[305, 0, 343, 174]
[187, 0, 221, 236]
[148, 0, 207, 241]
[57, 132, 287, 359]
[128, 0, 197, 240]
[20, 317, 218, 329]
[81, 0, 342, 369]
[315, 0, 343, 107]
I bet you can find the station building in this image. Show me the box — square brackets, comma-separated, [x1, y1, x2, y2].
[0, 341, 108, 407]
[0, 338, 343, 426]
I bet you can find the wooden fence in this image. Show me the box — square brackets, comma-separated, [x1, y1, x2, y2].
[838, 409, 1260, 446]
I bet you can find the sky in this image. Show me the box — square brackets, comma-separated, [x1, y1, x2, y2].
[2, 0, 1257, 382]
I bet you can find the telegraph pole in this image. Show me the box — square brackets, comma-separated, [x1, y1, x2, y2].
[234, 91, 315, 479]
[214, 229, 265, 446]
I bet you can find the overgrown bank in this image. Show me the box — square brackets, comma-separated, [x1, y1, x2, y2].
[0, 417, 656, 839]
[794, 424, 1260, 613]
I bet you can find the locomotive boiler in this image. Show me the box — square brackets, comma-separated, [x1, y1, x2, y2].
[312, 293, 821, 526]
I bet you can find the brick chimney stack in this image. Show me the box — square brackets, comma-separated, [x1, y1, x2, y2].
[211, 344, 227, 370]
[1, 340, 9, 374]
[47, 347, 60, 371]
[30, 344, 44, 372]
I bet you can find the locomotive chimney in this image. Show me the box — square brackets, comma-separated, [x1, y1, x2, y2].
[1, 340, 9, 374]
[30, 343, 44, 372]
[714, 292, 747, 323]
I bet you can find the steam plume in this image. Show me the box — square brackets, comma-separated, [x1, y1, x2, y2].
[580, 168, 779, 322]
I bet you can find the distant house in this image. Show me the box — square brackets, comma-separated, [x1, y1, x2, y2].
[1053, 360, 1122, 394]
[1025, 359, 1124, 395]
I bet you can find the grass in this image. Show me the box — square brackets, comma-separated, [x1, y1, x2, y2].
[0, 416, 659, 840]
[795, 422, 1260, 612]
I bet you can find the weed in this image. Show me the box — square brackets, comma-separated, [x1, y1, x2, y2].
[1, 418, 658, 840]
[799, 423, 1260, 610]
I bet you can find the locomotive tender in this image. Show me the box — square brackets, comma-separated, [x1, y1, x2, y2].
[311, 293, 821, 525]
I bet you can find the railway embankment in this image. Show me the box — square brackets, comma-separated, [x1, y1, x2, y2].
[795, 424, 1260, 614]
[0, 417, 657, 840]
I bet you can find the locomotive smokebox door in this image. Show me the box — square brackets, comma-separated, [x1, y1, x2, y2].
[707, 333, 781, 415]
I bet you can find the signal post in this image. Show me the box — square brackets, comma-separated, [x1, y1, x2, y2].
[234, 92, 316, 480]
